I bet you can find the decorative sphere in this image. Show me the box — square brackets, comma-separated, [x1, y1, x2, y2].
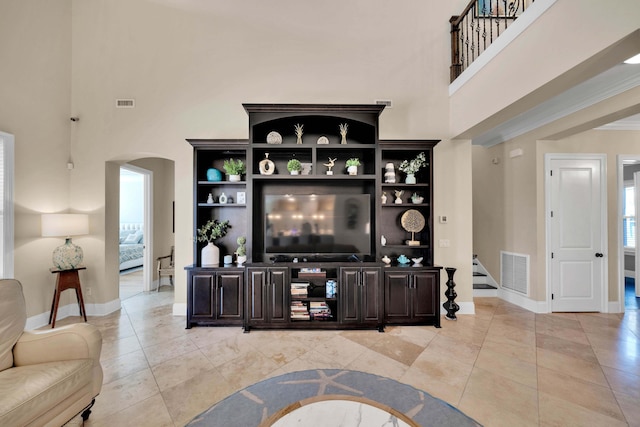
[206, 168, 222, 182]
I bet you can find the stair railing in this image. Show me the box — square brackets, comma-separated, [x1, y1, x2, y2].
[450, 0, 534, 82]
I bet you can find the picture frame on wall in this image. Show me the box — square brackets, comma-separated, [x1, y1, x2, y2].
[237, 191, 246, 205]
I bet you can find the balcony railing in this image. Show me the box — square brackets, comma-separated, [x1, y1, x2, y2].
[450, 0, 534, 82]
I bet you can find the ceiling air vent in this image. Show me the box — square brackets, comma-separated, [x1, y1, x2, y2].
[116, 99, 135, 109]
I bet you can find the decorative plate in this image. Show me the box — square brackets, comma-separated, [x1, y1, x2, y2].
[266, 131, 282, 144]
[401, 209, 425, 233]
[317, 136, 329, 145]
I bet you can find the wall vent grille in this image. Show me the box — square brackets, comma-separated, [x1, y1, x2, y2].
[500, 251, 529, 295]
[116, 99, 135, 108]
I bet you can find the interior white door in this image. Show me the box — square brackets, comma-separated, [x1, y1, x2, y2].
[635, 171, 640, 297]
[549, 157, 605, 312]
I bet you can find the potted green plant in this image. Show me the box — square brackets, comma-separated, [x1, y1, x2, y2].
[287, 159, 302, 175]
[196, 219, 230, 266]
[398, 152, 426, 184]
[235, 236, 247, 265]
[345, 158, 360, 175]
[223, 158, 246, 182]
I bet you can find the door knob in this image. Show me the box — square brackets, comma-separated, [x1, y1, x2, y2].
[595, 253, 604, 257]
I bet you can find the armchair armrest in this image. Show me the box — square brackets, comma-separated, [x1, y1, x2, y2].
[13, 323, 102, 366]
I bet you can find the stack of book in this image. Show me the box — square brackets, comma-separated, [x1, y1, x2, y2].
[290, 301, 310, 320]
[290, 282, 308, 298]
[309, 301, 332, 320]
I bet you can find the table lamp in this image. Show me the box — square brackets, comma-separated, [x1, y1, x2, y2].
[41, 213, 89, 270]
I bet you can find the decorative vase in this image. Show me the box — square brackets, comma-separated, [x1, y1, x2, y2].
[236, 255, 247, 266]
[207, 193, 214, 204]
[443, 267, 460, 320]
[384, 163, 396, 183]
[201, 242, 219, 267]
[52, 238, 84, 270]
[290, 170, 300, 175]
[341, 134, 347, 144]
[347, 165, 357, 176]
[259, 153, 275, 175]
[228, 174, 241, 182]
[405, 173, 416, 184]
[296, 135, 303, 145]
[206, 168, 222, 182]
[219, 192, 227, 204]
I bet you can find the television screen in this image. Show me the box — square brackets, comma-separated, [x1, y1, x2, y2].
[264, 194, 371, 256]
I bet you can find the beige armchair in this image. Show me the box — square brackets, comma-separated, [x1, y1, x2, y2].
[0, 279, 103, 427]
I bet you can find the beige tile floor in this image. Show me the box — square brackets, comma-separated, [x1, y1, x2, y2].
[58, 280, 639, 427]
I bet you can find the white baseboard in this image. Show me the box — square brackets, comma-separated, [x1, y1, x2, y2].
[25, 298, 122, 330]
[440, 301, 475, 315]
[608, 301, 623, 313]
[173, 302, 187, 316]
[498, 288, 549, 313]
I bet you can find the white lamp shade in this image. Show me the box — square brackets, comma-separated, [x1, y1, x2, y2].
[41, 214, 89, 237]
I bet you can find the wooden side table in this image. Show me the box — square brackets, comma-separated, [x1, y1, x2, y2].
[49, 266, 87, 328]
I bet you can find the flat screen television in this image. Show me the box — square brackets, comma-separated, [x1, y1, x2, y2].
[264, 194, 371, 260]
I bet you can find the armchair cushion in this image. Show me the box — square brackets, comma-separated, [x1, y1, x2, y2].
[0, 359, 93, 426]
[0, 279, 26, 371]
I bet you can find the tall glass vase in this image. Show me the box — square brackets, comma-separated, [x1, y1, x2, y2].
[405, 173, 416, 184]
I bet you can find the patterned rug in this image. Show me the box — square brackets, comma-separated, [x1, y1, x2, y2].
[186, 369, 481, 427]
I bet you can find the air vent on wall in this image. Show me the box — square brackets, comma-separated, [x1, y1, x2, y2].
[116, 99, 135, 108]
[501, 251, 529, 295]
[375, 99, 393, 108]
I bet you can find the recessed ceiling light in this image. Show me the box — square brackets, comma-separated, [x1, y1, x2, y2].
[624, 53, 640, 64]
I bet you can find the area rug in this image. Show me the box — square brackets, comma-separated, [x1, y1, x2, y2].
[186, 369, 481, 427]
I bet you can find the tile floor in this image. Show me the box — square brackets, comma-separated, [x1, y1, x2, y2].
[58, 283, 640, 427]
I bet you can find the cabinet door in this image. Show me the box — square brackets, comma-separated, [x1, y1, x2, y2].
[339, 268, 360, 322]
[268, 268, 288, 323]
[384, 271, 411, 321]
[190, 273, 215, 320]
[361, 268, 381, 322]
[247, 268, 266, 322]
[217, 272, 244, 320]
[413, 271, 438, 320]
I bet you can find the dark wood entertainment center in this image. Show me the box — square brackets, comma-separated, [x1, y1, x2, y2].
[185, 104, 441, 331]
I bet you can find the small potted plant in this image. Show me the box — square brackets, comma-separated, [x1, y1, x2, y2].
[398, 152, 426, 184]
[223, 158, 246, 182]
[345, 158, 360, 175]
[235, 236, 247, 266]
[197, 219, 230, 266]
[287, 159, 302, 175]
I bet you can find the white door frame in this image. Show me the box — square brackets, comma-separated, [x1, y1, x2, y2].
[0, 131, 14, 278]
[545, 153, 608, 313]
[617, 155, 640, 313]
[120, 164, 154, 292]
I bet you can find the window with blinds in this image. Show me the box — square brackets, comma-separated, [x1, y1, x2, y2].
[624, 185, 636, 249]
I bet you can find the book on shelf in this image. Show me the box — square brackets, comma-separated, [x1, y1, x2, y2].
[290, 301, 310, 320]
[290, 282, 309, 298]
[309, 301, 332, 320]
